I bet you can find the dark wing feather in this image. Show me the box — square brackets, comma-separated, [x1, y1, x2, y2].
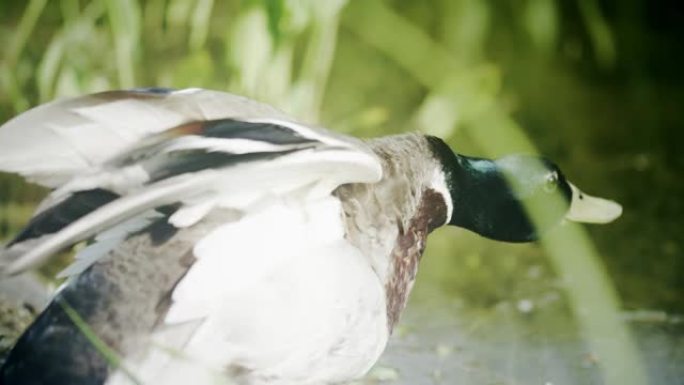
[0, 212, 196, 385]
[199, 119, 315, 144]
[144, 149, 302, 183]
[7, 189, 119, 247]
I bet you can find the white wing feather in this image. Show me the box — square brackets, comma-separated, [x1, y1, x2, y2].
[1, 89, 382, 275]
[0, 89, 294, 187]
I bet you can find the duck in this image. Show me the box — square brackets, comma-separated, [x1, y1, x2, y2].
[0, 88, 622, 385]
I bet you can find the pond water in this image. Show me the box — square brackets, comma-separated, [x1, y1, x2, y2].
[352, 219, 683, 385]
[365, 302, 683, 385]
[362, 247, 684, 385]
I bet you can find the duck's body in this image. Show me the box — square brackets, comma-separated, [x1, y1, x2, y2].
[11, 201, 389, 385]
[0, 88, 620, 385]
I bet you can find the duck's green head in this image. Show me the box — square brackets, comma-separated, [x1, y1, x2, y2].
[428, 137, 622, 242]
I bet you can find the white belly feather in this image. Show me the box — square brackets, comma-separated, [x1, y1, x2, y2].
[107, 196, 388, 385]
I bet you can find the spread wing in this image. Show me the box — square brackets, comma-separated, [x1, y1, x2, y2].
[0, 88, 382, 275]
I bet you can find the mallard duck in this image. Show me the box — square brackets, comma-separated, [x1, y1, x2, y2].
[0, 88, 621, 385]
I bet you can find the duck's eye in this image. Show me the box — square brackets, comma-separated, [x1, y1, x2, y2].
[543, 172, 558, 193]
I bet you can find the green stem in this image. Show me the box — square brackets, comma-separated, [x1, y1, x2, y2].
[105, 0, 141, 87]
[295, 15, 341, 120]
[6, 0, 48, 67]
[57, 298, 143, 385]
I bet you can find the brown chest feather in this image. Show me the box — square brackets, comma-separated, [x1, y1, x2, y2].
[385, 188, 447, 329]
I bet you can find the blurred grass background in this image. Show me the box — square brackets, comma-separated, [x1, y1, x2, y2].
[0, 0, 683, 384]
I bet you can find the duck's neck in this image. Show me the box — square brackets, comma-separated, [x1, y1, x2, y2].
[442, 153, 540, 242]
[335, 134, 449, 330]
[447, 156, 507, 233]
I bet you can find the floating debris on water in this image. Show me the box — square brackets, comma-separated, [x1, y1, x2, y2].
[517, 299, 535, 314]
[367, 366, 400, 382]
[435, 343, 453, 358]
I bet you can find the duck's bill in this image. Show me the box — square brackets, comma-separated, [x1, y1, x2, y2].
[565, 183, 623, 224]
